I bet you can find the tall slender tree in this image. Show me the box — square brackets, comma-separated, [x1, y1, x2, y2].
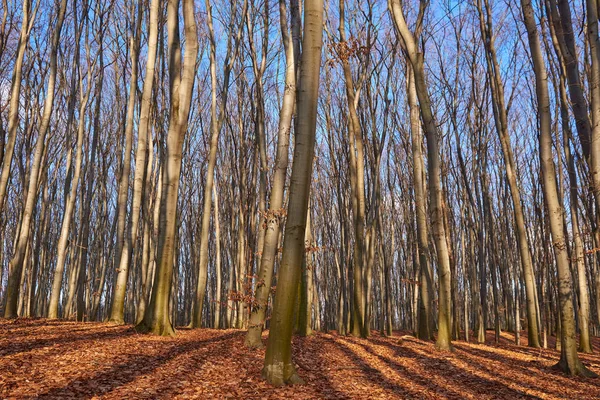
[262, 0, 324, 385]
[136, 0, 198, 336]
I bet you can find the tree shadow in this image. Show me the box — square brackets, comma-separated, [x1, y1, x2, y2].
[369, 336, 580, 398]
[456, 344, 599, 387]
[1, 322, 125, 340]
[355, 336, 542, 399]
[35, 331, 240, 399]
[299, 335, 361, 399]
[328, 337, 427, 398]
[0, 325, 136, 357]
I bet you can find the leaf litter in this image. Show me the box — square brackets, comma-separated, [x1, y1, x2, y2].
[1, 319, 599, 399]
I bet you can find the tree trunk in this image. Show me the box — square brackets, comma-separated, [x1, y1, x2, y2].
[4, 0, 67, 318]
[192, 0, 245, 328]
[389, 0, 454, 351]
[520, 0, 596, 377]
[407, 63, 433, 341]
[109, 0, 143, 324]
[0, 0, 36, 219]
[136, 0, 198, 336]
[245, 0, 298, 348]
[48, 34, 92, 319]
[476, 0, 540, 347]
[262, 0, 323, 385]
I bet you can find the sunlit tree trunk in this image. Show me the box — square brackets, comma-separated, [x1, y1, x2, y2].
[192, 0, 246, 328]
[582, 0, 600, 353]
[520, 0, 596, 377]
[407, 63, 433, 341]
[48, 11, 93, 318]
[245, 0, 299, 348]
[4, 0, 67, 319]
[338, 0, 368, 338]
[109, 0, 143, 324]
[262, 0, 323, 385]
[476, 0, 540, 347]
[136, 0, 198, 336]
[389, 0, 453, 351]
[0, 0, 36, 220]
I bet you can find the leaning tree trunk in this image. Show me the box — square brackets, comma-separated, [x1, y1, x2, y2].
[4, 0, 67, 319]
[262, 0, 324, 386]
[109, 0, 143, 324]
[244, 0, 299, 348]
[520, 0, 596, 377]
[389, 0, 454, 351]
[192, 0, 245, 328]
[338, 0, 368, 339]
[407, 63, 433, 341]
[0, 0, 35, 218]
[136, 0, 198, 336]
[476, 0, 540, 347]
[48, 34, 93, 319]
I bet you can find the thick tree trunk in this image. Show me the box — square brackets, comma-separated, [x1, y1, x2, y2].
[262, 0, 323, 385]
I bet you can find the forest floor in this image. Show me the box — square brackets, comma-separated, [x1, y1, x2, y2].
[0, 319, 599, 399]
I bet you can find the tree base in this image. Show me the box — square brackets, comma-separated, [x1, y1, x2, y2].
[108, 317, 125, 325]
[244, 336, 265, 349]
[435, 340, 455, 352]
[262, 362, 305, 387]
[135, 319, 176, 337]
[578, 343, 593, 354]
[552, 358, 598, 378]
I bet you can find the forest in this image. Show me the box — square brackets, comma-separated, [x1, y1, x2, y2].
[1, 0, 600, 398]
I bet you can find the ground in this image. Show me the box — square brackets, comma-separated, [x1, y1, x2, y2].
[0, 319, 599, 399]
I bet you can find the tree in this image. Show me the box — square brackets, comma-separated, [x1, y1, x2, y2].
[4, 0, 68, 319]
[191, 0, 246, 329]
[109, 0, 143, 324]
[136, 0, 198, 336]
[389, 0, 453, 351]
[520, 0, 596, 377]
[262, 0, 324, 385]
[245, 0, 300, 348]
[475, 0, 541, 347]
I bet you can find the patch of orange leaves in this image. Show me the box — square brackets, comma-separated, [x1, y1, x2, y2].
[0, 319, 598, 399]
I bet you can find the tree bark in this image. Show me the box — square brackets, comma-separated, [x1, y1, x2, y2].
[4, 0, 67, 318]
[520, 0, 596, 377]
[245, 0, 299, 348]
[407, 63, 433, 341]
[262, 0, 323, 385]
[109, 0, 143, 324]
[476, 0, 540, 347]
[136, 0, 198, 336]
[192, 0, 246, 328]
[389, 0, 454, 351]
